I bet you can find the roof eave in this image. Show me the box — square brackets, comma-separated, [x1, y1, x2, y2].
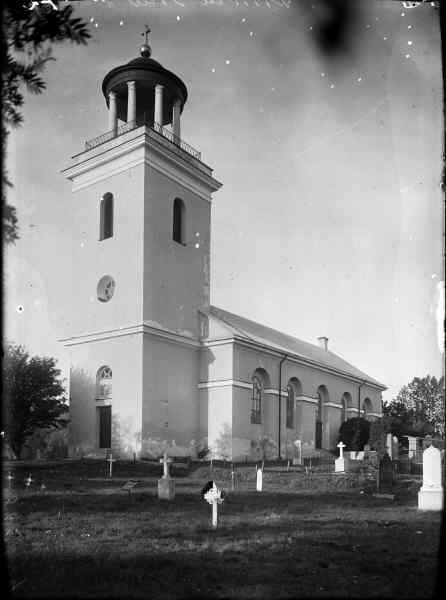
[202, 332, 387, 391]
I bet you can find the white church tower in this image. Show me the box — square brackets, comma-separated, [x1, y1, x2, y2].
[61, 31, 222, 458]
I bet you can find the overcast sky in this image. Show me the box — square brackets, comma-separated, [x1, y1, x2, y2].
[5, 0, 444, 402]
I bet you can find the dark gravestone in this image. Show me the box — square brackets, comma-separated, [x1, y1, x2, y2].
[378, 453, 394, 494]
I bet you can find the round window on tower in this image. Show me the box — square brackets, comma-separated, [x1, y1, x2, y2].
[97, 275, 116, 302]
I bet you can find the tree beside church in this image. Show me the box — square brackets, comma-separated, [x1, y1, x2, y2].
[383, 376, 445, 439]
[3, 342, 68, 459]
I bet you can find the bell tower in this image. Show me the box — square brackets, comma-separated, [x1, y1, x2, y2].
[61, 31, 222, 458]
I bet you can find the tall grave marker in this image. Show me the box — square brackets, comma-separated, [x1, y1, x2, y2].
[158, 452, 175, 500]
[418, 443, 443, 511]
[335, 441, 346, 473]
[375, 452, 394, 498]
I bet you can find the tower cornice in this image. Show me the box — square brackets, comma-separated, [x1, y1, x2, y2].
[62, 125, 222, 200]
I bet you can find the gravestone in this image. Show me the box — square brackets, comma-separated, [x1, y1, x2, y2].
[385, 433, 393, 458]
[418, 445, 443, 510]
[335, 441, 346, 473]
[256, 466, 263, 492]
[377, 453, 394, 495]
[349, 450, 364, 461]
[392, 436, 399, 461]
[293, 440, 302, 465]
[122, 480, 139, 498]
[157, 452, 175, 500]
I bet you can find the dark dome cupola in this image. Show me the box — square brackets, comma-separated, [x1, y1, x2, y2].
[101, 27, 188, 138]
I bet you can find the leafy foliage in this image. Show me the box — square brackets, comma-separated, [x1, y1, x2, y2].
[383, 376, 445, 438]
[338, 417, 370, 451]
[2, 342, 68, 458]
[2, 0, 90, 242]
[251, 435, 278, 461]
[213, 423, 233, 461]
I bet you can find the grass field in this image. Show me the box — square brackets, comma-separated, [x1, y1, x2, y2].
[3, 460, 443, 598]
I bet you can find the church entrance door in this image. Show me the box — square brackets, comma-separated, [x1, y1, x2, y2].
[98, 406, 112, 449]
[315, 420, 322, 449]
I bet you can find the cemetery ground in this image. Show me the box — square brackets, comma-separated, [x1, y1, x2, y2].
[4, 459, 443, 599]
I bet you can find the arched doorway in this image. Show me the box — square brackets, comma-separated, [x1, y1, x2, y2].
[96, 366, 112, 449]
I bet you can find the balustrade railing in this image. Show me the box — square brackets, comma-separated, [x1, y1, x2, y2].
[84, 120, 201, 161]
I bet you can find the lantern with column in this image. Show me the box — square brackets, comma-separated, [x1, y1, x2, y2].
[101, 32, 187, 141]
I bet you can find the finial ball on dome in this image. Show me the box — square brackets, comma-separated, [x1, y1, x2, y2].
[140, 44, 152, 58]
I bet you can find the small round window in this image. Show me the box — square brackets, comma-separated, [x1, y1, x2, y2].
[97, 275, 115, 302]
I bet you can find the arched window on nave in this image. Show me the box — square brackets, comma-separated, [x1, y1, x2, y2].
[363, 397, 372, 418]
[251, 375, 263, 424]
[286, 384, 294, 429]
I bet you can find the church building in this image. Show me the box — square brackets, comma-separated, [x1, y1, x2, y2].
[61, 35, 385, 461]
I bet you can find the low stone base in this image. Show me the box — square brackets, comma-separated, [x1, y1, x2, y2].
[335, 457, 346, 473]
[158, 477, 175, 500]
[418, 486, 443, 511]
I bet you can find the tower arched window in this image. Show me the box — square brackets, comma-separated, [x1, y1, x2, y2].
[96, 366, 112, 401]
[286, 384, 294, 429]
[100, 193, 114, 240]
[173, 197, 185, 244]
[251, 375, 263, 424]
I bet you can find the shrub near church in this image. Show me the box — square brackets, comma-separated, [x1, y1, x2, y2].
[3, 342, 68, 459]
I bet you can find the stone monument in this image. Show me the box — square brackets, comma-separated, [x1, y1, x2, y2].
[377, 452, 394, 496]
[335, 441, 347, 473]
[158, 452, 175, 500]
[256, 465, 263, 492]
[418, 443, 443, 511]
[293, 439, 302, 466]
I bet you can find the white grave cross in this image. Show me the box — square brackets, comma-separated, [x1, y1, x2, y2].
[337, 441, 346, 459]
[203, 482, 224, 529]
[335, 442, 347, 473]
[107, 453, 116, 478]
[160, 452, 173, 479]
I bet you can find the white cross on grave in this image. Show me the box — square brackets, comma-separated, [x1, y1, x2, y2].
[160, 452, 173, 479]
[7, 472, 13, 489]
[337, 441, 346, 459]
[107, 453, 116, 478]
[335, 442, 347, 473]
[202, 481, 225, 529]
[25, 474, 33, 488]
